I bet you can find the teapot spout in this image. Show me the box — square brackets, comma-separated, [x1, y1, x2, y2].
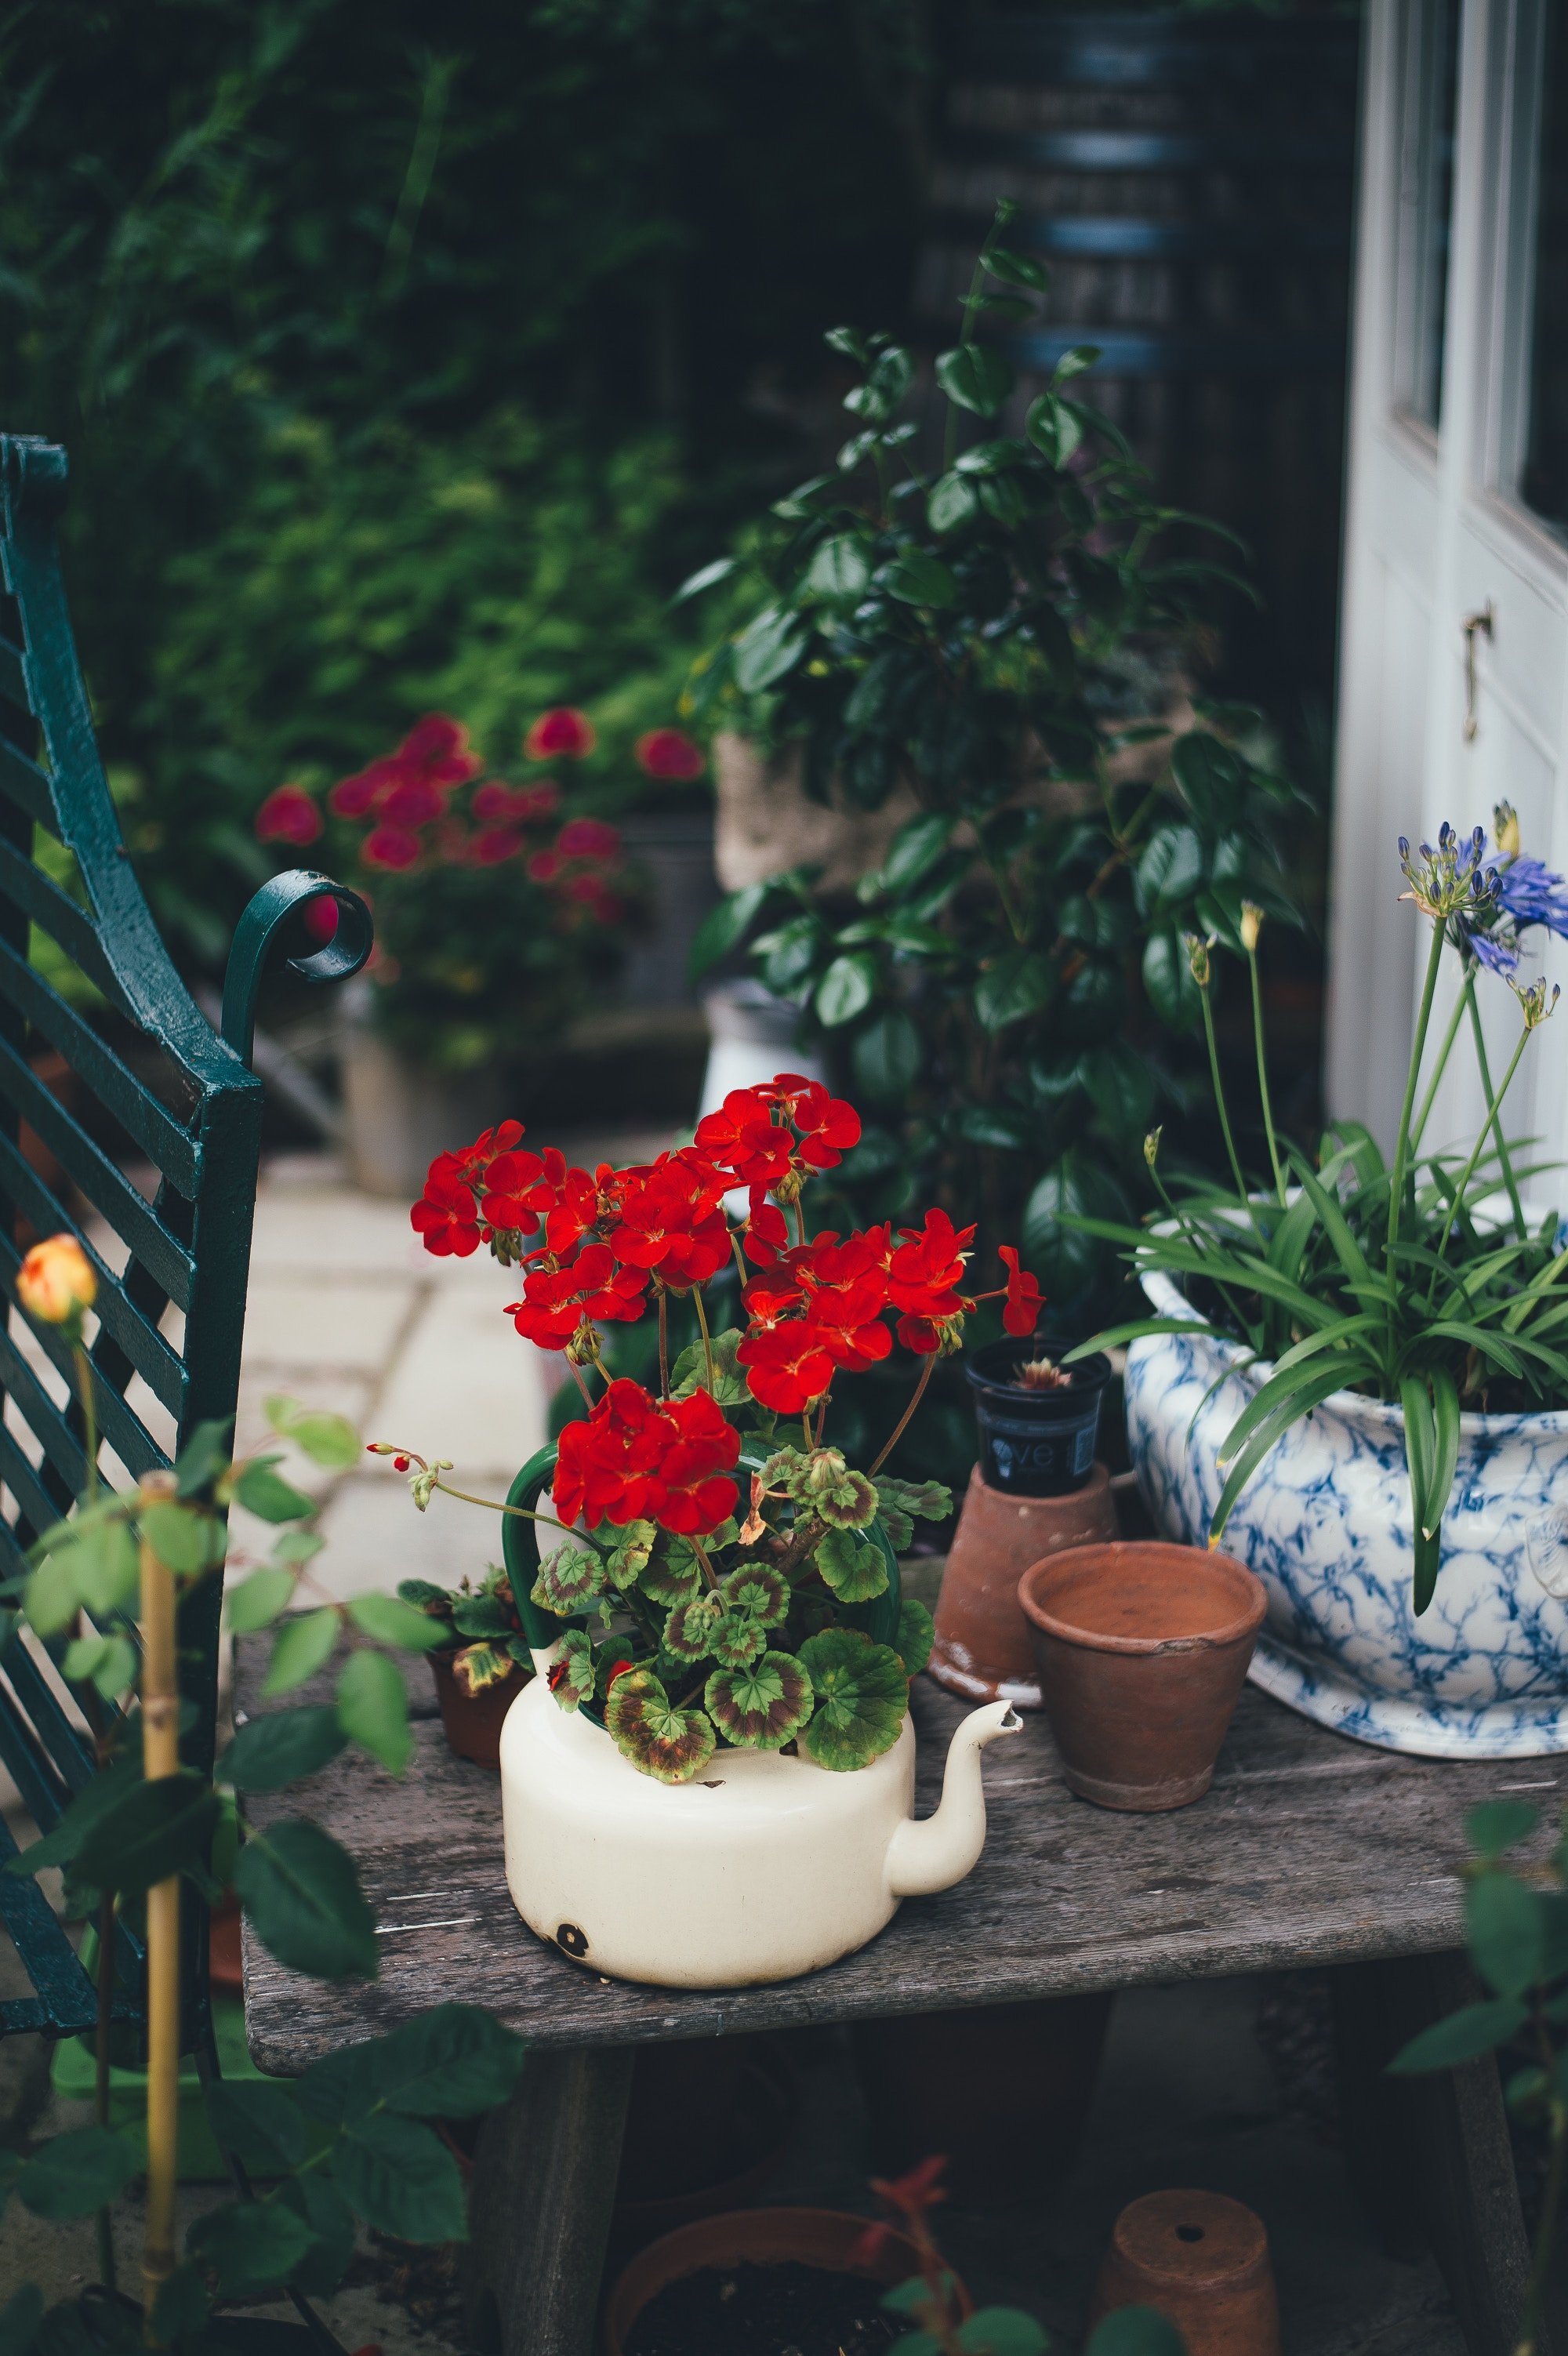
[884, 1699, 1022, 1899]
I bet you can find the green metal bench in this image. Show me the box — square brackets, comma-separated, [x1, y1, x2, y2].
[0, 431, 371, 2049]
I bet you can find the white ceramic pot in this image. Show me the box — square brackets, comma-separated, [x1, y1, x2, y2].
[499, 1669, 1020, 1988]
[1125, 1267, 1568, 1758]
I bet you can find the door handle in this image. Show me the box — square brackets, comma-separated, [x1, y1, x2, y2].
[1463, 603, 1494, 742]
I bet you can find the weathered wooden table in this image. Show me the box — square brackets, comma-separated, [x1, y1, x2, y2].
[238, 1649, 1559, 2356]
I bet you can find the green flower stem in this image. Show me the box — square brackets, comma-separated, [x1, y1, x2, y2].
[869, 1352, 937, 1478]
[691, 1283, 717, 1395]
[689, 1535, 720, 1593]
[1198, 979, 1264, 1241]
[943, 251, 990, 473]
[1387, 917, 1449, 1283]
[430, 1479, 575, 1541]
[74, 1343, 97, 1502]
[1246, 944, 1286, 1207]
[1433, 1016, 1534, 1274]
[1410, 965, 1475, 1152]
[1466, 983, 1527, 1239]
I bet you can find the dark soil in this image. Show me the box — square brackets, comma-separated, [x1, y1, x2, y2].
[623, 2260, 902, 2356]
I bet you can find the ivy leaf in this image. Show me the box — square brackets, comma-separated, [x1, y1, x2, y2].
[604, 1670, 716, 1784]
[547, 1628, 595, 1712]
[336, 1650, 412, 1777]
[531, 1541, 605, 1616]
[705, 1650, 814, 1748]
[935, 343, 1014, 416]
[895, 1599, 936, 1679]
[663, 1595, 724, 1663]
[234, 1819, 378, 1980]
[798, 1629, 908, 1772]
[718, 1563, 790, 1628]
[816, 1526, 890, 1603]
[15, 2125, 136, 2217]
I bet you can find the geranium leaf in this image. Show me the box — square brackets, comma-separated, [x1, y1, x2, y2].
[641, 1534, 706, 1607]
[816, 1526, 890, 1603]
[663, 1595, 724, 1663]
[719, 1563, 790, 1628]
[531, 1541, 605, 1616]
[548, 1628, 595, 1711]
[671, 1328, 750, 1407]
[814, 1468, 878, 1531]
[876, 1476, 953, 1527]
[604, 1519, 656, 1590]
[452, 1641, 509, 1694]
[798, 1628, 908, 1771]
[895, 1599, 935, 1679]
[710, 1612, 767, 1671]
[704, 1650, 813, 1748]
[604, 1670, 716, 1783]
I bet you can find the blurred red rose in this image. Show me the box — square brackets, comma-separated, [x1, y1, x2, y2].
[255, 785, 323, 846]
[634, 728, 706, 781]
[524, 707, 597, 761]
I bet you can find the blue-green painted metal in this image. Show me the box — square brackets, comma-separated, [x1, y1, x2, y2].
[0, 434, 372, 2046]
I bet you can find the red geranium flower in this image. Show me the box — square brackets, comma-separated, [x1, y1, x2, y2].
[472, 826, 524, 866]
[411, 1160, 483, 1257]
[736, 1322, 837, 1414]
[998, 1245, 1044, 1338]
[604, 1153, 730, 1288]
[557, 816, 621, 859]
[634, 728, 706, 780]
[328, 757, 403, 819]
[379, 771, 448, 829]
[694, 1090, 795, 1192]
[647, 1388, 742, 1534]
[362, 823, 423, 872]
[789, 1080, 861, 1171]
[398, 713, 484, 789]
[527, 849, 562, 884]
[301, 896, 339, 946]
[255, 784, 323, 846]
[887, 1207, 975, 1323]
[506, 1246, 648, 1352]
[524, 707, 597, 761]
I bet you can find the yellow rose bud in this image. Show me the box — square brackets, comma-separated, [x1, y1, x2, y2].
[1240, 902, 1264, 954]
[17, 1234, 96, 1330]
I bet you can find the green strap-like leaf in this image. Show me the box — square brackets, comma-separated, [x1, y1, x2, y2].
[1210, 1360, 1374, 1540]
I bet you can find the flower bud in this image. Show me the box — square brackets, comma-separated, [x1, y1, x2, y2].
[1240, 902, 1263, 954]
[18, 1234, 96, 1332]
[1494, 800, 1521, 858]
[1510, 975, 1561, 1029]
[1144, 1127, 1163, 1171]
[1185, 931, 1212, 988]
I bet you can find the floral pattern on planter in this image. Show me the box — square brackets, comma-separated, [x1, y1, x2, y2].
[1126, 1269, 1568, 1758]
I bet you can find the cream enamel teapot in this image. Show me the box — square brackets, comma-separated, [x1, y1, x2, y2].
[496, 1447, 1022, 1990]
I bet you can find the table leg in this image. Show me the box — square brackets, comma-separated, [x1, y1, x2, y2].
[1330, 1952, 1544, 2356]
[463, 2042, 634, 2356]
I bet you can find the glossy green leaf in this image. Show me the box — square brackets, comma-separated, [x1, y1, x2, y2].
[883, 550, 956, 608]
[1467, 1871, 1547, 1997]
[141, 1498, 223, 1574]
[927, 471, 981, 533]
[357, 2003, 527, 2118]
[1388, 1996, 1528, 2071]
[732, 604, 807, 694]
[983, 244, 1046, 290]
[233, 1459, 315, 1524]
[852, 1009, 924, 1106]
[175, 1416, 233, 1497]
[347, 1592, 448, 1652]
[74, 1773, 219, 1897]
[935, 343, 1014, 416]
[815, 951, 877, 1028]
[805, 533, 871, 601]
[187, 2197, 317, 2294]
[336, 1649, 412, 1776]
[798, 1628, 907, 1771]
[1142, 927, 1202, 1030]
[263, 1606, 339, 1697]
[975, 947, 1052, 1033]
[234, 1817, 378, 1980]
[878, 814, 953, 896]
[673, 554, 739, 603]
[220, 1706, 346, 1792]
[332, 2110, 468, 2244]
[690, 881, 770, 979]
[815, 1526, 889, 1602]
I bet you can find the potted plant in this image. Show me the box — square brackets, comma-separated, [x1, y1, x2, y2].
[255, 706, 639, 1194]
[380, 1073, 1046, 1987]
[1080, 815, 1568, 1759]
[397, 1564, 535, 1770]
[681, 204, 1309, 1336]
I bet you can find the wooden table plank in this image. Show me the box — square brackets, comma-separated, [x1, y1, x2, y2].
[236, 1641, 1559, 2074]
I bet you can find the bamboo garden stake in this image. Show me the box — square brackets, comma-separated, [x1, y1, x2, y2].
[138, 1468, 180, 2328]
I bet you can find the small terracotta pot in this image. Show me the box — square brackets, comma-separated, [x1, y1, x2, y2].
[1018, 1541, 1265, 1810]
[601, 2205, 967, 2356]
[1091, 2188, 1280, 2355]
[428, 1651, 525, 1771]
[850, 1988, 1112, 2200]
[930, 1462, 1117, 1708]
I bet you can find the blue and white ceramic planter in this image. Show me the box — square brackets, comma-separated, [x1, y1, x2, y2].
[1125, 1267, 1568, 1759]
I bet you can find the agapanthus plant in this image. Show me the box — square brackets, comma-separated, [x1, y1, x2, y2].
[1076, 811, 1568, 1612]
[378, 1076, 1043, 1781]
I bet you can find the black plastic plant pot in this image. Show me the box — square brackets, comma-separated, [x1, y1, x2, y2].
[964, 1341, 1111, 1497]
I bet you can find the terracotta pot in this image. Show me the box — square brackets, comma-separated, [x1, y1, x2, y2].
[1019, 1541, 1265, 1810]
[930, 1462, 1118, 1708]
[1091, 2188, 1280, 2356]
[614, 2038, 798, 2238]
[601, 2205, 967, 2356]
[429, 1650, 525, 1772]
[850, 1989, 1112, 2201]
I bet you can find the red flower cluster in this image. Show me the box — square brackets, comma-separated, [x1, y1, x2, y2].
[254, 711, 627, 926]
[410, 1076, 1045, 1421]
[554, 1378, 740, 1536]
[634, 728, 705, 780]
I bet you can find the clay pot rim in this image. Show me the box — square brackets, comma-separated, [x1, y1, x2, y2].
[1018, 1540, 1266, 1656]
[601, 2203, 966, 2356]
